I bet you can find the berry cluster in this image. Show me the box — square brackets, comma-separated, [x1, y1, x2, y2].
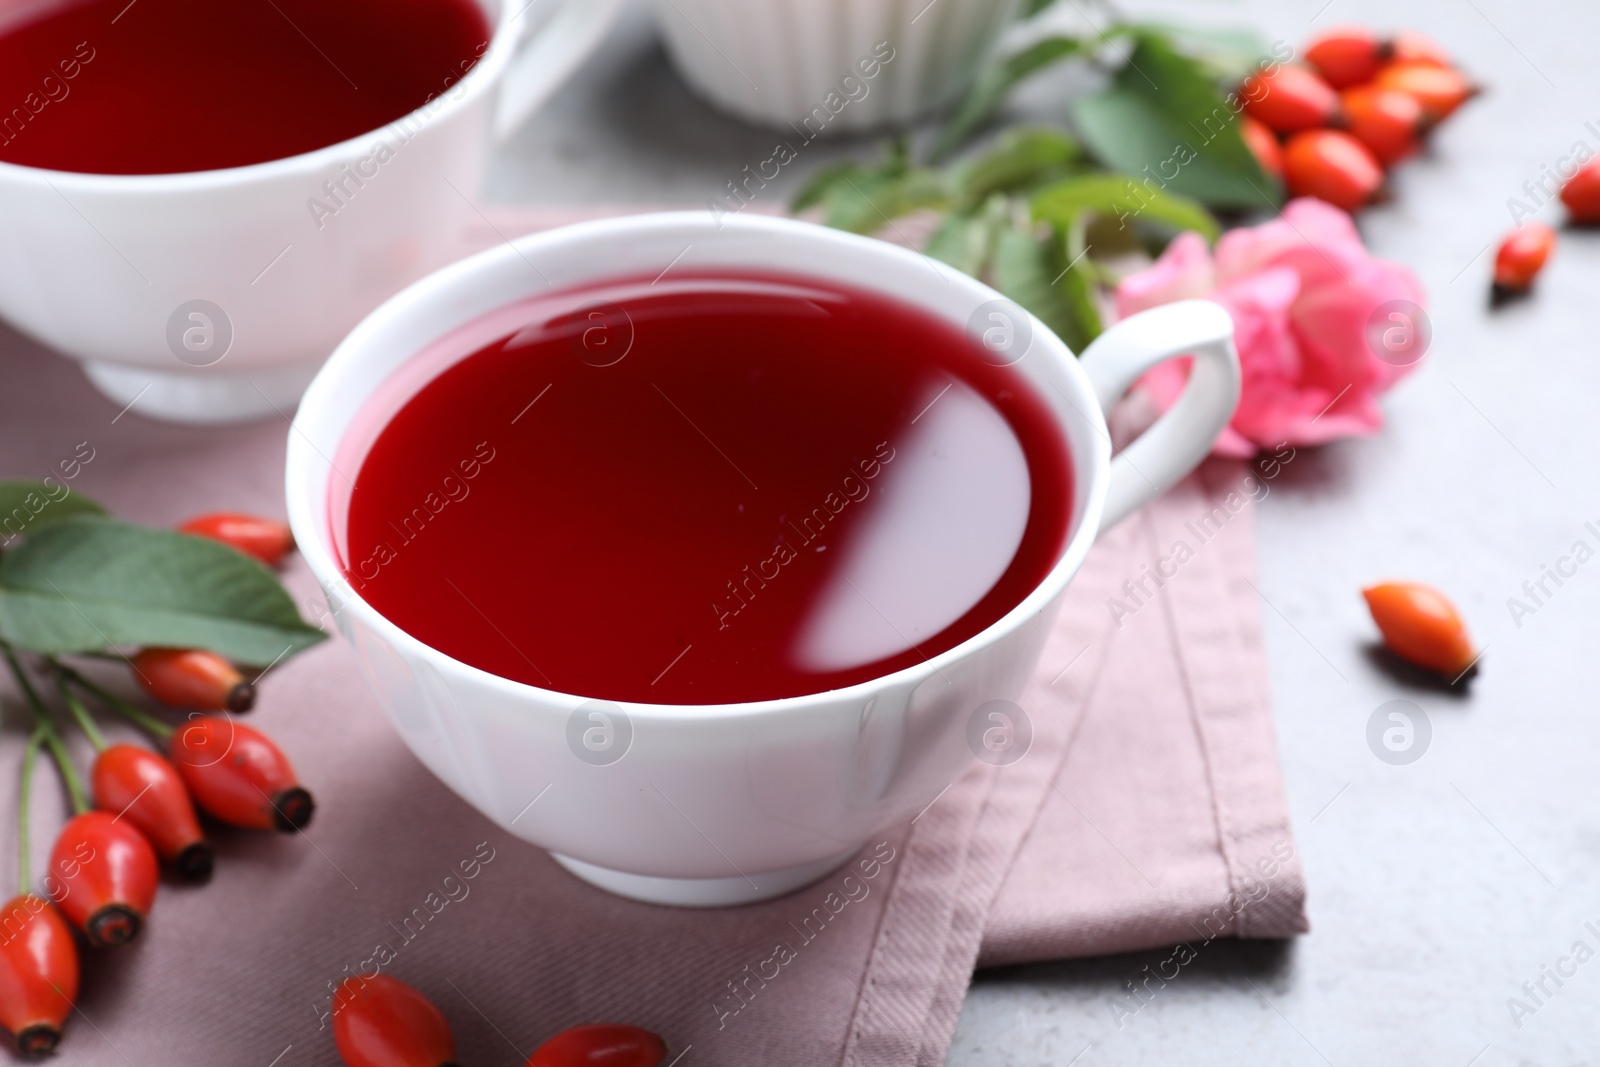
[0, 513, 310, 1055]
[332, 973, 666, 1067]
[1238, 28, 1476, 213]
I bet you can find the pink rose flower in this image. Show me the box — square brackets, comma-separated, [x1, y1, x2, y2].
[1116, 197, 1427, 457]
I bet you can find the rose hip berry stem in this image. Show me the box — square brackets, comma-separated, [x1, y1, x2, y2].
[131, 647, 255, 713]
[52, 660, 175, 740]
[53, 667, 108, 752]
[523, 1024, 668, 1067]
[16, 727, 45, 897]
[2, 645, 89, 816]
[331, 975, 457, 1067]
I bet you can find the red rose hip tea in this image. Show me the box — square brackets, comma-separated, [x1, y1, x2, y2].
[0, 0, 490, 174]
[335, 273, 1074, 704]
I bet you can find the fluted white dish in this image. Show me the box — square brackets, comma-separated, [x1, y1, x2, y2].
[652, 0, 1021, 132]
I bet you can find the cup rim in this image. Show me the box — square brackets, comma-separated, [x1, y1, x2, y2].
[0, 0, 517, 191]
[285, 211, 1112, 719]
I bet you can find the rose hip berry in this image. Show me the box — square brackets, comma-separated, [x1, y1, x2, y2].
[91, 744, 212, 881]
[179, 511, 295, 567]
[1363, 581, 1478, 678]
[524, 1024, 668, 1067]
[1241, 65, 1341, 134]
[331, 975, 456, 1067]
[169, 717, 314, 832]
[1387, 30, 1452, 67]
[49, 811, 159, 948]
[1283, 129, 1384, 212]
[1305, 27, 1383, 88]
[132, 647, 255, 713]
[1492, 223, 1556, 293]
[1239, 116, 1284, 180]
[1374, 61, 1476, 121]
[1339, 85, 1426, 166]
[0, 895, 78, 1055]
[1559, 158, 1600, 223]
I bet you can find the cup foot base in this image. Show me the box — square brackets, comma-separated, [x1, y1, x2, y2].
[549, 846, 861, 907]
[81, 356, 325, 426]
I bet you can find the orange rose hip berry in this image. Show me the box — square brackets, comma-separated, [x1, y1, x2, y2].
[132, 647, 255, 713]
[1363, 581, 1478, 678]
[1283, 129, 1384, 212]
[1492, 223, 1557, 293]
[1242, 64, 1341, 134]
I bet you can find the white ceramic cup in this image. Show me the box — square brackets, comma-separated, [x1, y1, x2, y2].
[0, 0, 623, 425]
[285, 212, 1239, 907]
[652, 0, 1021, 132]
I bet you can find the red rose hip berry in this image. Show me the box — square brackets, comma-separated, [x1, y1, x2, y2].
[1374, 61, 1476, 121]
[49, 811, 159, 948]
[1283, 129, 1384, 212]
[0, 895, 78, 1055]
[1560, 158, 1600, 223]
[1305, 27, 1383, 88]
[524, 1024, 668, 1067]
[92, 743, 212, 880]
[1339, 85, 1426, 166]
[1241, 64, 1341, 133]
[332, 975, 456, 1067]
[179, 511, 295, 566]
[1387, 30, 1452, 68]
[1239, 116, 1283, 179]
[132, 647, 255, 713]
[169, 717, 314, 831]
[1492, 223, 1556, 293]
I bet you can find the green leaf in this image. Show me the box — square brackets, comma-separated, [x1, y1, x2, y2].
[817, 168, 949, 235]
[0, 516, 325, 665]
[1032, 172, 1219, 241]
[934, 36, 1084, 160]
[0, 482, 106, 541]
[991, 224, 1102, 355]
[958, 126, 1084, 208]
[1020, 0, 1061, 16]
[925, 194, 1012, 277]
[790, 160, 870, 214]
[1073, 32, 1281, 209]
[1136, 22, 1272, 81]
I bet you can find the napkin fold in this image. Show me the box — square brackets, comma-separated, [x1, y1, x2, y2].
[0, 207, 1304, 1067]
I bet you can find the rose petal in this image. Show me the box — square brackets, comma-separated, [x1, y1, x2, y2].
[1115, 231, 1215, 319]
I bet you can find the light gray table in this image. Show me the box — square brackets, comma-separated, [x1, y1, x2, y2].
[493, 1, 1599, 1062]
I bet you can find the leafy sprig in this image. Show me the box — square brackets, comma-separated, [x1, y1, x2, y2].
[0, 482, 324, 666]
[792, 16, 1284, 351]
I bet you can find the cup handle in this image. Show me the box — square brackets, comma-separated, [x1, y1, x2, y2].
[491, 0, 627, 142]
[1078, 299, 1241, 530]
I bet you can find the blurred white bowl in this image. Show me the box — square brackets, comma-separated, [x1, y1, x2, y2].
[651, 0, 1021, 132]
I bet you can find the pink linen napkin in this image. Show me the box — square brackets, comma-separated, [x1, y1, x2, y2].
[0, 207, 1304, 1067]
